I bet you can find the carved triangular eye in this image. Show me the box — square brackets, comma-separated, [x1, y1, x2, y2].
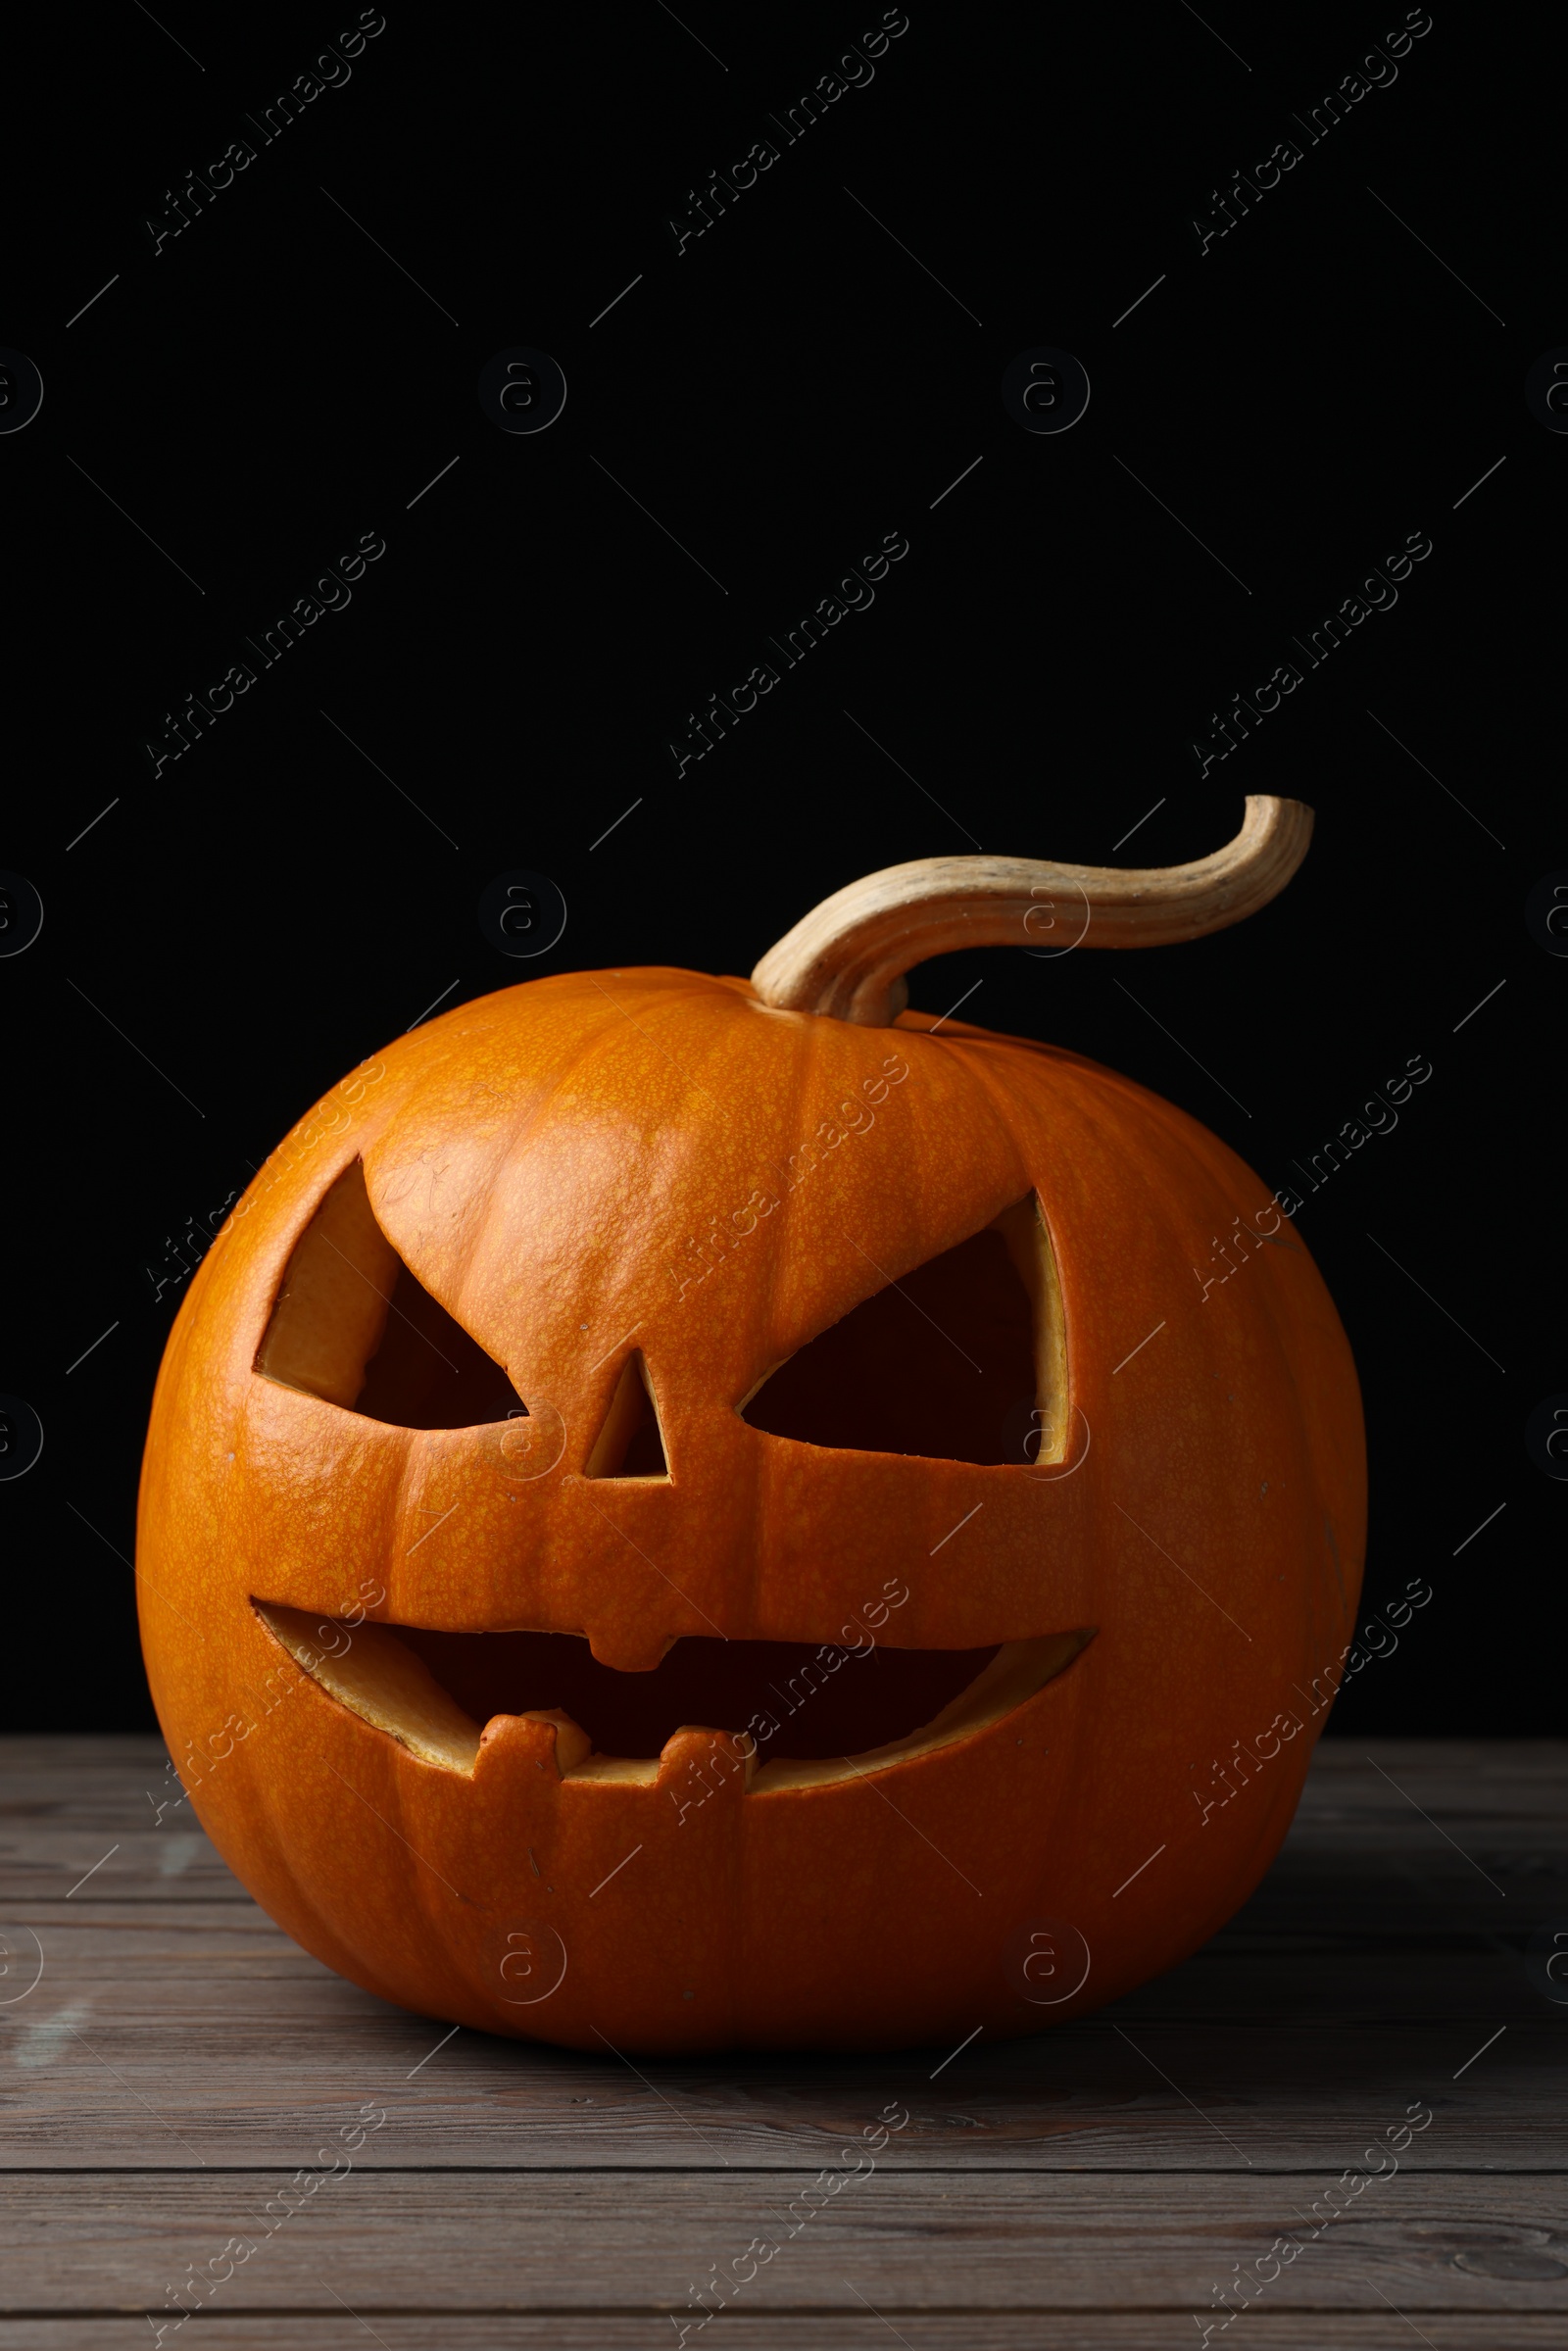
[255, 1158, 526, 1431]
[585, 1352, 670, 1479]
[741, 1197, 1067, 1466]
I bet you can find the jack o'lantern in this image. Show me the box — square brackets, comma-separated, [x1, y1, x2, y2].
[137, 798, 1364, 2052]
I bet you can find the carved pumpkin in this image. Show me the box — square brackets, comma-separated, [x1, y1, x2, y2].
[137, 799, 1364, 2052]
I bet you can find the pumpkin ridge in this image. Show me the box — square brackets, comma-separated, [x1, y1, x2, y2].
[745, 1004, 825, 1634]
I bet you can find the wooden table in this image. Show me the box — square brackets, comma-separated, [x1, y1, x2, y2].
[1, 1737, 1563, 2348]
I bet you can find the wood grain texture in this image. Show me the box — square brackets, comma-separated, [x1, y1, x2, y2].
[2, 2327, 1567, 2351]
[0, 1951, 1560, 2167]
[0, 1737, 1564, 2339]
[3, 2174, 1566, 2307]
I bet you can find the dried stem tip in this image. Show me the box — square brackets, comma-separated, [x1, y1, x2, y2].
[751, 795, 1313, 1026]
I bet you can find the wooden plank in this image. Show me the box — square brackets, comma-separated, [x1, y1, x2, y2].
[0, 1738, 241, 1906]
[2, 2320, 1567, 2351]
[0, 1957, 1559, 2170]
[2, 2173, 1565, 2317]
[1, 1737, 1564, 2171]
[1, 1739, 1564, 2332]
[2, 2323, 1567, 2351]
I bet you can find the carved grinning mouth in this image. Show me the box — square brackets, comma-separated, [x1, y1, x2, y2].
[248, 1164, 1096, 1785]
[251, 1605, 1096, 1788]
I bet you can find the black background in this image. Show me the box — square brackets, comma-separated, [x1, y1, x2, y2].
[3, 2, 1555, 1733]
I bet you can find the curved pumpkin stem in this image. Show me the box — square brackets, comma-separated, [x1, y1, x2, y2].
[750, 794, 1313, 1026]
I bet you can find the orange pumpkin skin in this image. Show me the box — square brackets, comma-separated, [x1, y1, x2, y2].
[137, 968, 1364, 2053]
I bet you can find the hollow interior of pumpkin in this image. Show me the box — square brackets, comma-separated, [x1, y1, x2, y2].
[253, 1603, 1093, 1786]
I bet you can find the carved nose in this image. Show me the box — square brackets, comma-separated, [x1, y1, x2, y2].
[584, 1352, 670, 1481]
[576, 1352, 676, 1671]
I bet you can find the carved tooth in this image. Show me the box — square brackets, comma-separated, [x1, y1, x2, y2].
[657, 1726, 758, 1810]
[480, 1708, 593, 1775]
